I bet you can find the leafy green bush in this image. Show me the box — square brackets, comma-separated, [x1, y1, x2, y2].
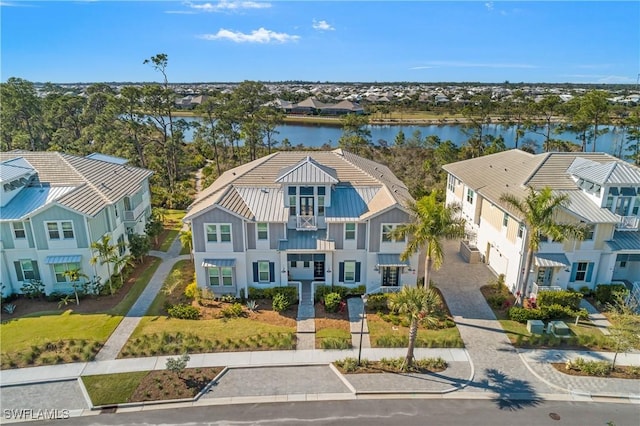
[595, 284, 628, 304]
[272, 293, 291, 312]
[540, 303, 576, 320]
[167, 303, 200, 320]
[415, 357, 448, 370]
[487, 294, 507, 310]
[220, 302, 244, 318]
[334, 357, 367, 372]
[507, 307, 546, 322]
[565, 357, 611, 376]
[21, 280, 45, 299]
[367, 294, 390, 311]
[249, 286, 298, 302]
[324, 292, 342, 313]
[184, 282, 200, 300]
[537, 290, 583, 310]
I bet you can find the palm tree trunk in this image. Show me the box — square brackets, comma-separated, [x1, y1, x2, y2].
[519, 250, 534, 305]
[424, 255, 432, 289]
[404, 319, 418, 370]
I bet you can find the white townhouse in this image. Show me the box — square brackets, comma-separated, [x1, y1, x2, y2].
[0, 152, 153, 296]
[443, 150, 640, 296]
[184, 149, 419, 298]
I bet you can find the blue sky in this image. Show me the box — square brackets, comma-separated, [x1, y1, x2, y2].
[1, 1, 638, 84]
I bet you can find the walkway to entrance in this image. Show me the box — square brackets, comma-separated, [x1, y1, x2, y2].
[296, 281, 315, 350]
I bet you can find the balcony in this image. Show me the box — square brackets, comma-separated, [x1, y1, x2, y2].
[615, 215, 639, 231]
[124, 203, 147, 223]
[296, 215, 317, 231]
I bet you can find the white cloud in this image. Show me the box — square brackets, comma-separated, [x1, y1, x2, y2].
[425, 60, 537, 69]
[0, 1, 35, 6]
[199, 27, 300, 43]
[409, 66, 436, 70]
[185, 1, 271, 13]
[484, 2, 494, 11]
[312, 19, 334, 31]
[561, 74, 635, 83]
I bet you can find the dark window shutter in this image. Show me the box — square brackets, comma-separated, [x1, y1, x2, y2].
[253, 262, 259, 282]
[269, 262, 275, 283]
[569, 263, 578, 282]
[338, 262, 344, 283]
[586, 263, 594, 282]
[14, 261, 24, 281]
[32, 261, 40, 280]
[355, 262, 361, 282]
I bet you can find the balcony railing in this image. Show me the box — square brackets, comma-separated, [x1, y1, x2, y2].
[296, 215, 317, 231]
[532, 282, 563, 296]
[124, 203, 147, 223]
[615, 215, 639, 231]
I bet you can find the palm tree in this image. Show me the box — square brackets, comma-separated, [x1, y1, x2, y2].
[389, 286, 441, 370]
[394, 191, 466, 289]
[179, 228, 193, 260]
[90, 235, 118, 295]
[112, 254, 133, 288]
[63, 267, 89, 306]
[500, 187, 587, 303]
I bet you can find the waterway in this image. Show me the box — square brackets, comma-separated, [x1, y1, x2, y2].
[175, 117, 631, 157]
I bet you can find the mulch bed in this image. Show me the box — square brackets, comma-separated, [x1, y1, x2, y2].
[129, 367, 222, 402]
[334, 361, 447, 375]
[4, 256, 159, 318]
[550, 363, 640, 380]
[194, 299, 298, 327]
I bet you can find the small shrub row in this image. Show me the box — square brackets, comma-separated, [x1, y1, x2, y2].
[248, 286, 298, 302]
[334, 357, 368, 372]
[366, 294, 390, 312]
[537, 290, 583, 310]
[320, 337, 351, 349]
[594, 284, 628, 305]
[379, 356, 448, 371]
[167, 304, 200, 320]
[375, 334, 463, 348]
[507, 305, 588, 323]
[565, 357, 612, 376]
[487, 294, 508, 310]
[323, 292, 342, 313]
[314, 284, 366, 302]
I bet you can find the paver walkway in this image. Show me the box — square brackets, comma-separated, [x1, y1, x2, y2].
[296, 281, 316, 350]
[431, 240, 556, 396]
[580, 299, 612, 335]
[94, 233, 189, 361]
[348, 297, 370, 349]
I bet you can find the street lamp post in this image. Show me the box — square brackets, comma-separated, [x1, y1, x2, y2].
[357, 294, 368, 366]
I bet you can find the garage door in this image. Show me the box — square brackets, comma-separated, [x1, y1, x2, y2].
[488, 246, 509, 276]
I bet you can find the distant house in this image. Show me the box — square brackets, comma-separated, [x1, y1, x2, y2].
[443, 150, 640, 297]
[0, 152, 153, 296]
[184, 149, 418, 298]
[279, 97, 365, 116]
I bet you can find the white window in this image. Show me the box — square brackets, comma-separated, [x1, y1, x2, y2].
[466, 189, 474, 204]
[574, 262, 590, 281]
[53, 262, 81, 283]
[345, 223, 356, 240]
[209, 266, 234, 286]
[318, 187, 326, 216]
[258, 261, 270, 282]
[288, 187, 297, 215]
[19, 260, 36, 280]
[447, 175, 456, 192]
[257, 223, 268, 240]
[517, 224, 525, 238]
[46, 221, 74, 240]
[502, 213, 509, 228]
[584, 224, 595, 240]
[344, 261, 356, 283]
[205, 223, 232, 244]
[382, 224, 404, 243]
[12, 222, 26, 239]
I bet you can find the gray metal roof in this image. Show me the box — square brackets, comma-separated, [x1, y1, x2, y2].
[85, 153, 129, 165]
[534, 253, 570, 268]
[45, 255, 82, 264]
[0, 186, 77, 221]
[568, 158, 640, 185]
[276, 156, 339, 184]
[606, 231, 640, 251]
[278, 230, 335, 251]
[556, 190, 620, 223]
[376, 253, 410, 267]
[0, 157, 34, 182]
[325, 186, 379, 221]
[235, 186, 289, 222]
[202, 259, 236, 268]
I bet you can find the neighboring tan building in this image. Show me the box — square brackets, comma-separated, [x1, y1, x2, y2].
[443, 150, 640, 296]
[0, 152, 153, 296]
[184, 149, 419, 298]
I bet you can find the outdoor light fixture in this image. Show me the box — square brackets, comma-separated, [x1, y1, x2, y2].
[326, 268, 332, 273]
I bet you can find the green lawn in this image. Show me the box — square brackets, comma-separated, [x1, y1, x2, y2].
[367, 315, 464, 348]
[155, 209, 186, 252]
[316, 327, 352, 349]
[82, 372, 149, 405]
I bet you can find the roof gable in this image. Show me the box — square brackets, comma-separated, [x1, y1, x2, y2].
[275, 156, 339, 184]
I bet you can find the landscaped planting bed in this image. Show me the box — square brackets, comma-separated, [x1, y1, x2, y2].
[333, 356, 448, 374]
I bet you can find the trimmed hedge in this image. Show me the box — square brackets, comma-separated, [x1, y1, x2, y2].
[314, 284, 366, 302]
[367, 294, 390, 311]
[248, 286, 298, 303]
[167, 303, 200, 320]
[508, 305, 588, 323]
[537, 290, 583, 310]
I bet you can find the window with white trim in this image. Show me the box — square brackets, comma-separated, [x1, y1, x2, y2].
[257, 223, 268, 240]
[53, 262, 81, 283]
[46, 221, 74, 240]
[209, 266, 233, 286]
[584, 224, 595, 240]
[345, 223, 356, 240]
[12, 222, 26, 239]
[19, 260, 36, 280]
[574, 262, 589, 281]
[502, 213, 509, 228]
[318, 187, 325, 216]
[205, 223, 232, 244]
[381, 224, 404, 243]
[447, 175, 457, 192]
[288, 187, 297, 215]
[466, 189, 474, 204]
[517, 224, 525, 239]
[258, 261, 270, 282]
[344, 261, 356, 283]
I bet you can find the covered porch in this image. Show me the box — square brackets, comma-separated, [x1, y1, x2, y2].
[529, 252, 570, 296]
[372, 253, 413, 293]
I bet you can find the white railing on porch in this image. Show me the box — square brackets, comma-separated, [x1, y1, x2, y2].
[368, 286, 402, 295]
[288, 281, 303, 306]
[296, 215, 317, 230]
[532, 282, 562, 296]
[124, 202, 147, 222]
[615, 215, 639, 231]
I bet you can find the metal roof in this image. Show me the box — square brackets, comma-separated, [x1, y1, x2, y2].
[45, 255, 82, 264]
[534, 253, 570, 268]
[325, 186, 379, 221]
[556, 190, 620, 224]
[202, 259, 236, 268]
[606, 231, 640, 251]
[278, 230, 335, 251]
[235, 186, 289, 222]
[376, 253, 410, 267]
[568, 158, 640, 185]
[0, 186, 77, 221]
[275, 156, 339, 184]
[85, 153, 129, 165]
[0, 157, 34, 182]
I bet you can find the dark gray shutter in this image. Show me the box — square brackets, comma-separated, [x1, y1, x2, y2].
[338, 262, 344, 282]
[32, 261, 40, 280]
[14, 261, 23, 281]
[355, 262, 361, 282]
[253, 262, 258, 282]
[269, 262, 275, 283]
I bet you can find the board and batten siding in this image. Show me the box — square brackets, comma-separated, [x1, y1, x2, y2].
[269, 223, 285, 250]
[246, 223, 256, 249]
[480, 199, 502, 231]
[89, 209, 110, 241]
[31, 206, 88, 249]
[329, 223, 344, 249]
[593, 223, 614, 250]
[368, 208, 410, 252]
[192, 208, 244, 252]
[357, 223, 366, 249]
[0, 223, 14, 249]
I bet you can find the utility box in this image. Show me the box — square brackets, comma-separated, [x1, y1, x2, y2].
[527, 319, 545, 334]
[550, 320, 570, 336]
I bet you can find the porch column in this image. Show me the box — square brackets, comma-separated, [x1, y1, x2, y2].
[325, 252, 333, 286]
[280, 251, 288, 285]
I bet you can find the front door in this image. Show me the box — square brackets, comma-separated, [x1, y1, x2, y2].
[314, 261, 325, 280]
[300, 196, 314, 216]
[536, 267, 553, 286]
[615, 197, 631, 216]
[382, 267, 399, 287]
